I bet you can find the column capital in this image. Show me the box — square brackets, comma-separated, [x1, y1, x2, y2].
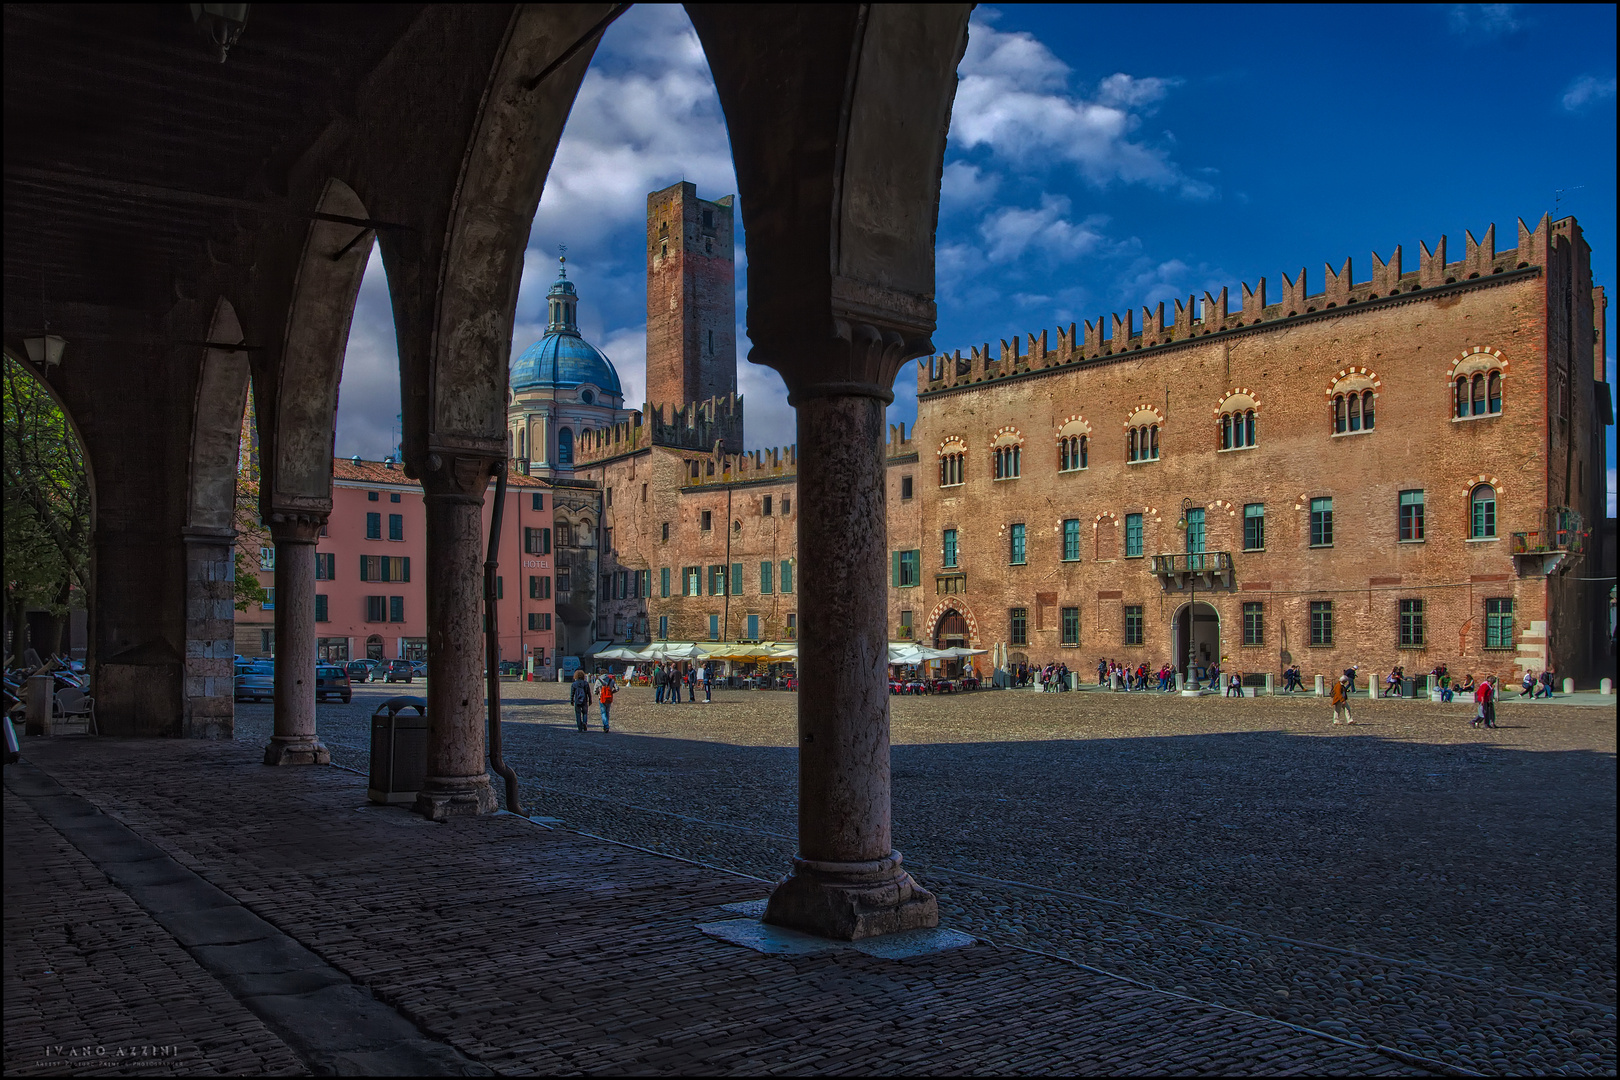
[418, 449, 501, 504]
[268, 510, 327, 544]
[754, 304, 935, 405]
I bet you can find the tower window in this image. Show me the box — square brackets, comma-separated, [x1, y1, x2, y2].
[702, 209, 714, 229]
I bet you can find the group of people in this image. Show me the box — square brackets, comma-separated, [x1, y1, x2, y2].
[1326, 665, 1500, 728]
[1518, 668, 1560, 699]
[1037, 662, 1073, 691]
[569, 669, 616, 732]
[651, 661, 713, 705]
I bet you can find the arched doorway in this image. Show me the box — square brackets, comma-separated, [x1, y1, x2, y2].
[366, 634, 383, 661]
[1172, 601, 1221, 681]
[934, 609, 967, 677]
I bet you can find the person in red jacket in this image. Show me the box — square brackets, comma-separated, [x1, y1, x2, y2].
[1472, 674, 1497, 729]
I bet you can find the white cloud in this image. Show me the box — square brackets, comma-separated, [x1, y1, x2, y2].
[1608, 467, 1616, 517]
[950, 17, 1211, 198]
[1561, 74, 1617, 112]
[598, 326, 647, 411]
[979, 195, 1106, 264]
[940, 161, 1001, 213]
[335, 248, 402, 460]
[1449, 4, 1523, 40]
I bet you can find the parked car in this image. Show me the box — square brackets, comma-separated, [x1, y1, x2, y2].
[315, 665, 352, 703]
[347, 659, 380, 683]
[234, 660, 274, 702]
[409, 660, 427, 678]
[383, 659, 415, 683]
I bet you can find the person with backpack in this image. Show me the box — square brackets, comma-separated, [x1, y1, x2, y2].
[1330, 673, 1355, 725]
[703, 663, 714, 703]
[1473, 674, 1497, 729]
[569, 670, 590, 732]
[597, 672, 615, 731]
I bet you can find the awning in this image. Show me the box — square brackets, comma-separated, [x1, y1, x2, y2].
[584, 640, 614, 655]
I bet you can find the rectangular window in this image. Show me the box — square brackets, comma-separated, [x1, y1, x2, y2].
[388, 513, 403, 541]
[529, 575, 551, 600]
[763, 495, 772, 516]
[893, 551, 920, 587]
[259, 545, 275, 571]
[532, 492, 544, 511]
[1125, 513, 1144, 558]
[781, 498, 791, 516]
[1399, 598, 1425, 647]
[1243, 504, 1265, 551]
[366, 595, 386, 622]
[1485, 597, 1513, 649]
[524, 527, 551, 555]
[708, 613, 720, 641]
[1310, 600, 1334, 646]
[366, 512, 381, 539]
[604, 527, 613, 551]
[747, 613, 760, 640]
[1398, 490, 1425, 542]
[1185, 507, 1206, 554]
[709, 565, 725, 595]
[261, 629, 275, 653]
[661, 521, 670, 542]
[1242, 601, 1263, 646]
[606, 487, 613, 507]
[660, 567, 671, 598]
[368, 491, 379, 502]
[1310, 497, 1333, 547]
[731, 562, 744, 595]
[760, 561, 773, 594]
[943, 528, 959, 568]
[496, 576, 503, 600]
[899, 610, 913, 638]
[314, 594, 328, 623]
[360, 555, 410, 582]
[1009, 607, 1028, 646]
[1062, 518, 1081, 562]
[1060, 606, 1080, 646]
[786, 613, 797, 638]
[901, 475, 913, 501]
[684, 566, 700, 596]
[528, 612, 551, 631]
[556, 567, 571, 592]
[389, 596, 405, 623]
[701, 510, 712, 531]
[781, 561, 793, 594]
[658, 615, 669, 640]
[314, 552, 335, 580]
[638, 569, 650, 598]
[1009, 523, 1026, 565]
[1123, 605, 1144, 646]
[390, 492, 400, 504]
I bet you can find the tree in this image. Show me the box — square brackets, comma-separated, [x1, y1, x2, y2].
[233, 393, 270, 612]
[3, 355, 91, 659]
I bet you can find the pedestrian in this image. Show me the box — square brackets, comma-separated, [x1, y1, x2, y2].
[1226, 671, 1243, 697]
[1519, 670, 1535, 698]
[654, 662, 666, 704]
[597, 672, 614, 731]
[669, 663, 682, 705]
[703, 663, 713, 703]
[569, 669, 590, 732]
[1098, 658, 1107, 686]
[1330, 673, 1355, 725]
[1206, 659, 1221, 694]
[686, 665, 697, 701]
[1473, 673, 1496, 728]
[1538, 669, 1555, 699]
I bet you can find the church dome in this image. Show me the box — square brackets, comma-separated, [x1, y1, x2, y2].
[510, 255, 622, 397]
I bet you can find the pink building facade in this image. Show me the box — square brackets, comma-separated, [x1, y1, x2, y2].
[238, 459, 558, 676]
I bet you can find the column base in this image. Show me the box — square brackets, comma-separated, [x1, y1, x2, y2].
[763, 851, 939, 940]
[413, 775, 498, 821]
[261, 737, 330, 766]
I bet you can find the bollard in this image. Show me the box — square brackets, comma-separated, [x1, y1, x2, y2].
[1264, 672, 1275, 695]
[1175, 672, 1185, 691]
[1562, 677, 1574, 695]
[1602, 678, 1613, 696]
[1110, 672, 1121, 691]
[1314, 674, 1325, 696]
[1367, 674, 1377, 700]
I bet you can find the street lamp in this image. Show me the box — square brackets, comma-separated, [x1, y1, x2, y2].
[23, 334, 66, 370]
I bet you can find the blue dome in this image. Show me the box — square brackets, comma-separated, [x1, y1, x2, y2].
[511, 332, 622, 396]
[510, 254, 622, 396]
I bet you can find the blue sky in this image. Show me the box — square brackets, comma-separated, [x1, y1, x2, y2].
[335, 3, 1616, 508]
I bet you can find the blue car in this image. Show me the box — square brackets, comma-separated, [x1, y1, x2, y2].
[234, 660, 274, 702]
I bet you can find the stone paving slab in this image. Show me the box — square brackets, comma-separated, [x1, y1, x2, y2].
[6, 738, 1434, 1076]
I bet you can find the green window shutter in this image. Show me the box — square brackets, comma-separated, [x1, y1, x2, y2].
[402, 556, 410, 583]
[892, 551, 900, 587]
[359, 555, 367, 581]
[732, 563, 743, 595]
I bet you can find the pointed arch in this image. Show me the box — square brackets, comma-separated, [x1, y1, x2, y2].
[187, 297, 251, 532]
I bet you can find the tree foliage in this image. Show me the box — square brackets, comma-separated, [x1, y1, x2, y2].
[233, 392, 269, 611]
[3, 355, 91, 626]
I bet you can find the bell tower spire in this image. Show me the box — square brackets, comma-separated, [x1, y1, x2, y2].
[546, 245, 579, 334]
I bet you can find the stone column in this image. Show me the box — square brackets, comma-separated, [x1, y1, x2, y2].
[414, 452, 497, 820]
[762, 389, 937, 940]
[263, 513, 329, 765]
[182, 527, 237, 739]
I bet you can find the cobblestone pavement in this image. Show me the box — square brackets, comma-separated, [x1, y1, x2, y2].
[10, 737, 1420, 1076]
[3, 787, 305, 1076]
[234, 680, 1617, 1076]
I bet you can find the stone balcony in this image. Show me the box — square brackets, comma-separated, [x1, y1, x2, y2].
[1150, 551, 1234, 591]
[1511, 507, 1584, 576]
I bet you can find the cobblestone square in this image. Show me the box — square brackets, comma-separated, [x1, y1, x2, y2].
[239, 681, 1616, 1075]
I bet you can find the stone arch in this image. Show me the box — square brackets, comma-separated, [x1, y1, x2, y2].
[1447, 345, 1508, 382]
[1124, 404, 1164, 430]
[1324, 366, 1381, 398]
[989, 425, 1023, 449]
[268, 178, 376, 517]
[937, 435, 967, 456]
[1213, 388, 1261, 418]
[927, 600, 980, 645]
[1056, 415, 1090, 439]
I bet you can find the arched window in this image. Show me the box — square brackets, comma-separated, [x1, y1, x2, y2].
[1058, 433, 1088, 471]
[1220, 414, 1232, 450]
[1360, 391, 1374, 430]
[1080, 434, 1088, 468]
[939, 451, 964, 486]
[1218, 392, 1259, 450]
[1487, 372, 1501, 414]
[1334, 394, 1347, 433]
[1471, 373, 1486, 416]
[1128, 428, 1138, 461]
[1244, 409, 1256, 446]
[1470, 485, 1497, 538]
[1455, 377, 1469, 418]
[1347, 392, 1361, 432]
[557, 426, 573, 466]
[1148, 425, 1159, 459]
[992, 444, 1020, 479]
[517, 428, 526, 459]
[1329, 373, 1377, 437]
[1453, 356, 1505, 420]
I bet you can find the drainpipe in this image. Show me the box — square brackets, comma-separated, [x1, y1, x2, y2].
[484, 466, 523, 815]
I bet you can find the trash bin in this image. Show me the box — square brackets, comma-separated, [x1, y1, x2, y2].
[368, 696, 428, 805]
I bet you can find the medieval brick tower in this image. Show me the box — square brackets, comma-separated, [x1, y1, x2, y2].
[645, 181, 742, 453]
